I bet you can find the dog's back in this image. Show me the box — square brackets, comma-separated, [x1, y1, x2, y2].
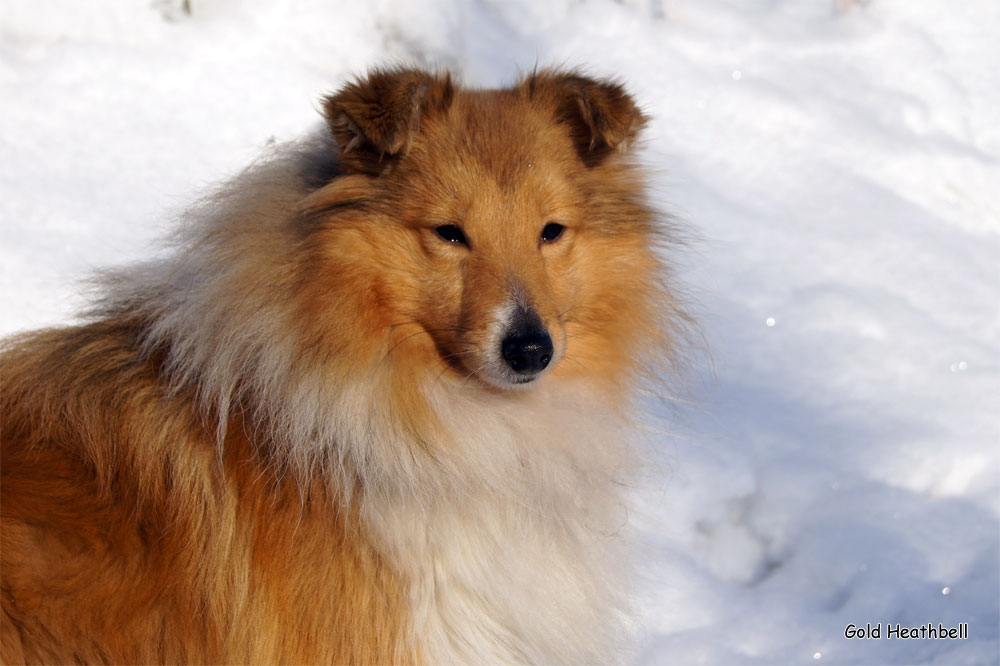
[1, 323, 414, 664]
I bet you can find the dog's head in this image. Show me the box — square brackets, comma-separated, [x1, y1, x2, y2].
[301, 68, 669, 395]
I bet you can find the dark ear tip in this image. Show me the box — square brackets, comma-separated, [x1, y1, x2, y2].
[320, 95, 341, 126]
[320, 68, 455, 173]
[523, 68, 646, 163]
[320, 95, 358, 155]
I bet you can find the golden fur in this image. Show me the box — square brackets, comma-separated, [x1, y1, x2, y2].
[1, 68, 688, 664]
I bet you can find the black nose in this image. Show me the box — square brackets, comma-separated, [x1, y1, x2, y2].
[501, 326, 553, 375]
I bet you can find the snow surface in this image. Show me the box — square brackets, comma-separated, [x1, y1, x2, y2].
[1, 1, 998, 664]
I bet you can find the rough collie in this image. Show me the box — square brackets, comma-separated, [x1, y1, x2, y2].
[0, 68, 686, 664]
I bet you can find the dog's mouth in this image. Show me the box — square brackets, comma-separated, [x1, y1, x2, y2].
[478, 369, 543, 390]
[474, 364, 547, 390]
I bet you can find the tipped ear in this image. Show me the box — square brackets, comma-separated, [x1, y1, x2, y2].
[323, 69, 450, 174]
[525, 71, 647, 166]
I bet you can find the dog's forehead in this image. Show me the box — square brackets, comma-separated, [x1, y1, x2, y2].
[397, 89, 581, 232]
[418, 90, 570, 186]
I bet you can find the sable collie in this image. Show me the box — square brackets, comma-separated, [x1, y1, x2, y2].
[0, 68, 687, 664]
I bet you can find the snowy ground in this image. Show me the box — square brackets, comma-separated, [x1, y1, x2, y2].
[1, 1, 998, 664]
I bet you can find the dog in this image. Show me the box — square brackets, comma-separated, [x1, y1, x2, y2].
[0, 68, 686, 664]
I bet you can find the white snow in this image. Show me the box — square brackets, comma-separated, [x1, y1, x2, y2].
[1, 1, 997, 664]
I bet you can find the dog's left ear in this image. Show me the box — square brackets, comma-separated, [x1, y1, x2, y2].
[323, 68, 449, 174]
[526, 71, 647, 166]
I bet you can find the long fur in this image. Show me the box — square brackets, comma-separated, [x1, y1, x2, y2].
[1, 68, 689, 664]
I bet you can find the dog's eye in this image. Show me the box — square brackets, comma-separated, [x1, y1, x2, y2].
[540, 222, 565, 243]
[435, 225, 468, 246]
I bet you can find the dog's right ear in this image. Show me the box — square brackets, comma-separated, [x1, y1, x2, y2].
[323, 69, 451, 174]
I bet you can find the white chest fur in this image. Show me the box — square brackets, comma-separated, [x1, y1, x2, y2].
[363, 383, 636, 664]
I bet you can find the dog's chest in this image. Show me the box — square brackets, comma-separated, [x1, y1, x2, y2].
[366, 396, 633, 663]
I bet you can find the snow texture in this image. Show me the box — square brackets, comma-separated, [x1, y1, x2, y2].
[1, 1, 997, 664]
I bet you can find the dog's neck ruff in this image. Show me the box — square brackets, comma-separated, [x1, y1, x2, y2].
[356, 379, 635, 664]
